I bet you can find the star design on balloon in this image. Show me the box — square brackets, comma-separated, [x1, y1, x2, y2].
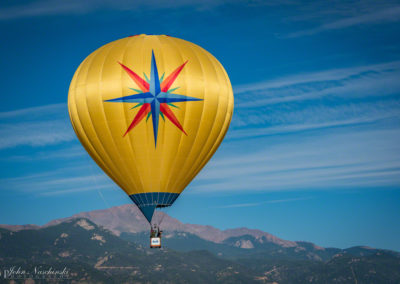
[105, 50, 202, 146]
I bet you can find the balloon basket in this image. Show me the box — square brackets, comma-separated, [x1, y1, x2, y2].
[150, 237, 161, 248]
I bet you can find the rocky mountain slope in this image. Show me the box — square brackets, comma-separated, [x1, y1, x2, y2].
[2, 203, 398, 264]
[0, 204, 297, 247]
[1, 218, 399, 284]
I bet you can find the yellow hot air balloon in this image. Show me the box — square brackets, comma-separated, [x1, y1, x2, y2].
[68, 34, 234, 225]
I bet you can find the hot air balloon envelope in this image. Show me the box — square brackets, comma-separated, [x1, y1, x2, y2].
[68, 35, 234, 223]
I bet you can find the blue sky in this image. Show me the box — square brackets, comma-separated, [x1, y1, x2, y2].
[1, 0, 400, 251]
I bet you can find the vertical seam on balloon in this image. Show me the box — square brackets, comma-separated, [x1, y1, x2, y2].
[184, 113, 230, 191]
[183, 47, 223, 187]
[87, 39, 135, 194]
[165, 193, 172, 205]
[159, 193, 163, 206]
[141, 36, 151, 207]
[159, 36, 181, 194]
[119, 35, 147, 199]
[170, 41, 216, 192]
[161, 192, 168, 206]
[166, 192, 174, 206]
[68, 103, 117, 187]
[188, 88, 233, 189]
[166, 38, 206, 193]
[176, 42, 217, 190]
[69, 57, 110, 173]
[182, 50, 227, 189]
[150, 193, 154, 206]
[69, 102, 119, 186]
[137, 193, 146, 208]
[220, 59, 234, 123]
[71, 48, 126, 190]
[136, 194, 143, 206]
[68, 79, 103, 168]
[195, 53, 233, 173]
[160, 35, 186, 194]
[183, 56, 233, 190]
[158, 191, 164, 206]
[165, 192, 171, 205]
[163, 193, 170, 206]
[81, 45, 127, 183]
[112, 37, 145, 193]
[161, 190, 167, 206]
[80, 48, 117, 172]
[141, 194, 148, 207]
[153, 38, 161, 204]
[155, 35, 166, 206]
[141, 36, 155, 207]
[163, 37, 206, 194]
[158, 36, 178, 198]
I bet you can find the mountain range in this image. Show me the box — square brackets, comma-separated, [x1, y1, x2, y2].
[1, 204, 400, 283]
[0, 204, 308, 248]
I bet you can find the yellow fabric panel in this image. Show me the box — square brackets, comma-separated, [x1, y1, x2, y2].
[68, 35, 234, 196]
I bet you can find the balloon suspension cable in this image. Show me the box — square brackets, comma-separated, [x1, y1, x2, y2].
[152, 206, 168, 230]
[158, 210, 167, 226]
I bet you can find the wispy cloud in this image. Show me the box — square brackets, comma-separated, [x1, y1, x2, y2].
[0, 103, 65, 119]
[0, 0, 228, 20]
[217, 202, 265, 208]
[234, 61, 400, 107]
[192, 127, 400, 193]
[286, 6, 400, 38]
[41, 184, 112, 196]
[3, 145, 86, 162]
[267, 197, 312, 204]
[217, 197, 312, 208]
[230, 60, 400, 140]
[0, 0, 93, 20]
[0, 120, 75, 149]
[0, 103, 74, 150]
[229, 105, 398, 139]
[0, 167, 116, 196]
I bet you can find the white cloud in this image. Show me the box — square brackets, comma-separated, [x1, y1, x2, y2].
[40, 184, 112, 196]
[3, 145, 86, 162]
[191, 127, 400, 192]
[234, 60, 400, 107]
[0, 103, 75, 150]
[0, 103, 65, 119]
[0, 167, 116, 196]
[230, 60, 400, 136]
[217, 197, 312, 208]
[0, 120, 75, 149]
[0, 0, 230, 20]
[229, 109, 398, 140]
[285, 5, 400, 38]
[266, 197, 312, 203]
[217, 202, 265, 208]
